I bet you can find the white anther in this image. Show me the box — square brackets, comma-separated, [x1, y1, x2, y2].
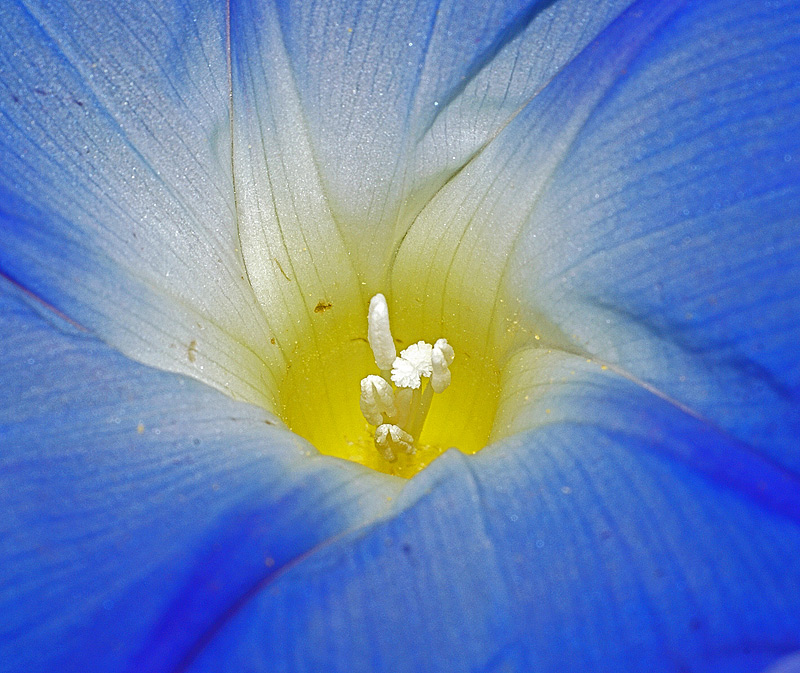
[367, 294, 396, 371]
[359, 375, 397, 426]
[430, 338, 455, 393]
[434, 338, 455, 366]
[374, 423, 415, 461]
[391, 341, 433, 389]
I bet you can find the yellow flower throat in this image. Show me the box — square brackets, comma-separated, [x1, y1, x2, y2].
[278, 292, 502, 478]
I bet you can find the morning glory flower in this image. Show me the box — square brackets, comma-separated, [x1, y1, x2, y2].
[1, 0, 799, 671]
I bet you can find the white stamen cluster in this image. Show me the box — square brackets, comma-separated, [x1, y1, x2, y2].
[359, 294, 454, 461]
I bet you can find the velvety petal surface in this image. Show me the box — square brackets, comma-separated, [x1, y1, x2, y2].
[0, 0, 640, 402]
[0, 279, 400, 673]
[0, 0, 279, 406]
[227, 0, 366, 361]
[766, 653, 800, 673]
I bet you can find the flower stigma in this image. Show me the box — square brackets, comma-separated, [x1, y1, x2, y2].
[390, 341, 433, 389]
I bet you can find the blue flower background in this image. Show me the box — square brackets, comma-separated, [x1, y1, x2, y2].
[1, 0, 799, 671]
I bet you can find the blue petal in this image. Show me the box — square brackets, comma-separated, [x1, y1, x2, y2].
[180, 356, 800, 672]
[394, 0, 800, 467]
[0, 0, 277, 405]
[0, 278, 400, 672]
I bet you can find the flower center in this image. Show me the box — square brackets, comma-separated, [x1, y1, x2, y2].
[360, 294, 456, 463]
[278, 292, 502, 478]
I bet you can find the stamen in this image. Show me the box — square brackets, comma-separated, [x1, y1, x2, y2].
[359, 375, 397, 426]
[374, 423, 415, 462]
[367, 294, 396, 374]
[361, 295, 456, 463]
[430, 338, 454, 393]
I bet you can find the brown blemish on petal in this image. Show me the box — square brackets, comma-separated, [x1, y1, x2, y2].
[188, 340, 197, 362]
[274, 258, 291, 281]
[314, 300, 333, 314]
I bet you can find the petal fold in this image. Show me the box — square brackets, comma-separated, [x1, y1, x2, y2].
[0, 279, 399, 672]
